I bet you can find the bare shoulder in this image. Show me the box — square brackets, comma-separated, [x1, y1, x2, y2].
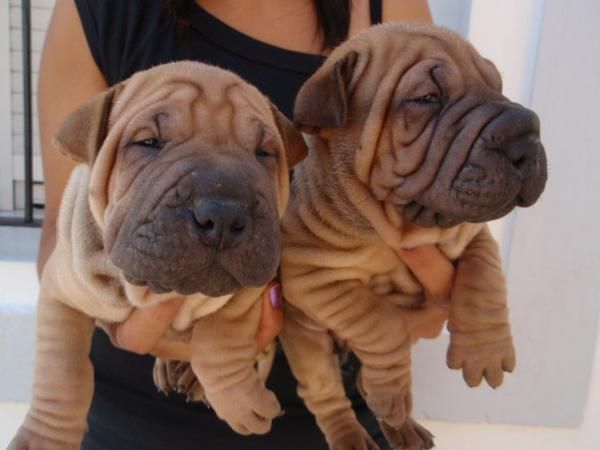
[382, 0, 433, 23]
[40, 0, 107, 111]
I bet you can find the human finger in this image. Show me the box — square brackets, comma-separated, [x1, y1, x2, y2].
[397, 245, 455, 303]
[255, 283, 283, 352]
[115, 298, 184, 354]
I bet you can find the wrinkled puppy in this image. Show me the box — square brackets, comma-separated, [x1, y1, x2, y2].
[279, 23, 547, 450]
[8, 61, 307, 450]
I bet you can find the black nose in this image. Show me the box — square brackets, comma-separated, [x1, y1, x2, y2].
[504, 137, 543, 179]
[485, 106, 542, 178]
[192, 199, 250, 249]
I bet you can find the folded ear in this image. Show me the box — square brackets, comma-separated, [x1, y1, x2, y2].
[293, 50, 360, 134]
[270, 104, 308, 167]
[53, 84, 122, 164]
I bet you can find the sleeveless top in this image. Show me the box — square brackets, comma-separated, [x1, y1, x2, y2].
[77, 0, 382, 118]
[73, 1, 387, 449]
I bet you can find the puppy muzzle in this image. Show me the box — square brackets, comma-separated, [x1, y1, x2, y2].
[402, 101, 547, 227]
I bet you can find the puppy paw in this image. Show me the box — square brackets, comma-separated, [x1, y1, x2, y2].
[325, 419, 380, 450]
[380, 416, 434, 450]
[153, 359, 206, 402]
[206, 385, 281, 435]
[447, 337, 516, 388]
[7, 427, 80, 450]
[357, 373, 411, 428]
[330, 429, 380, 450]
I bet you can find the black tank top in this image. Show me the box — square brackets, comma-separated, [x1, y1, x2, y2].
[77, 0, 382, 118]
[74, 1, 387, 449]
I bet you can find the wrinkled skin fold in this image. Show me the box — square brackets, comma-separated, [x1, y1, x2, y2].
[8, 61, 308, 450]
[280, 23, 546, 450]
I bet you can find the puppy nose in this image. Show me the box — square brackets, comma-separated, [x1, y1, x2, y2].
[504, 137, 543, 179]
[192, 199, 250, 249]
[486, 106, 542, 177]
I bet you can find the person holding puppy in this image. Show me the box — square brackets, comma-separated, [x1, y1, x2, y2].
[36, 1, 448, 449]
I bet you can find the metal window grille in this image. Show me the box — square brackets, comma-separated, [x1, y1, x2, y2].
[0, 0, 40, 227]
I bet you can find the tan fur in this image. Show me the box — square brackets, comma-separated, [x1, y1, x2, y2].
[279, 24, 516, 450]
[8, 62, 306, 449]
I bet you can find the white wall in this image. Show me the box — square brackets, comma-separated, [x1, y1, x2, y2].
[467, 0, 544, 258]
[423, 325, 600, 449]
[412, 0, 600, 430]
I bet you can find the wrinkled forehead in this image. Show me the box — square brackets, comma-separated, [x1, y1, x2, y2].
[357, 23, 502, 92]
[109, 63, 272, 146]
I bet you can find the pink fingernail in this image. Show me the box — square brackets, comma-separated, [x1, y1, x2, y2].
[269, 284, 282, 309]
[401, 246, 415, 251]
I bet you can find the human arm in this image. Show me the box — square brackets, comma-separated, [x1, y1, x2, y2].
[396, 244, 454, 341]
[111, 283, 283, 361]
[383, 0, 433, 23]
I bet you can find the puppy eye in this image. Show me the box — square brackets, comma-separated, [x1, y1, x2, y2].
[133, 138, 164, 149]
[255, 148, 277, 159]
[413, 93, 440, 104]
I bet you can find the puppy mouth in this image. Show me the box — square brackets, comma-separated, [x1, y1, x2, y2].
[116, 209, 279, 296]
[112, 189, 280, 297]
[401, 201, 462, 228]
[123, 262, 242, 297]
[395, 102, 547, 228]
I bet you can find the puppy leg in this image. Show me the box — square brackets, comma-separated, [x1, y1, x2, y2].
[189, 291, 281, 435]
[447, 224, 516, 388]
[8, 292, 95, 450]
[378, 418, 434, 450]
[153, 359, 205, 402]
[286, 271, 414, 429]
[352, 375, 433, 450]
[279, 304, 379, 450]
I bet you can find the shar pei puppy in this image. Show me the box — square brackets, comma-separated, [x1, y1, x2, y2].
[8, 61, 307, 450]
[279, 23, 547, 450]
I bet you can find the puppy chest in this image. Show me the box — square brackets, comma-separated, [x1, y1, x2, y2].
[171, 295, 232, 332]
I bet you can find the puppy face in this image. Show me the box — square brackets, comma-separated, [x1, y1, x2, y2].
[295, 23, 547, 228]
[55, 62, 307, 297]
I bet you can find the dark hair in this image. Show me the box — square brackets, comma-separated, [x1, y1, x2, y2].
[313, 0, 351, 49]
[162, 0, 351, 50]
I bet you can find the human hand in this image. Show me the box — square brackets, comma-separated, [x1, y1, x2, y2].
[107, 282, 283, 360]
[395, 244, 455, 342]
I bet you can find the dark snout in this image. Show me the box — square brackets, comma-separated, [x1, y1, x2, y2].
[410, 99, 548, 228]
[178, 167, 257, 249]
[192, 196, 252, 250]
[448, 103, 547, 222]
[479, 106, 547, 206]
[109, 152, 280, 297]
[192, 198, 251, 249]
[476, 105, 546, 201]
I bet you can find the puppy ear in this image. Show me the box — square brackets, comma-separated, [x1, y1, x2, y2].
[293, 50, 359, 134]
[53, 84, 122, 164]
[270, 104, 308, 167]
